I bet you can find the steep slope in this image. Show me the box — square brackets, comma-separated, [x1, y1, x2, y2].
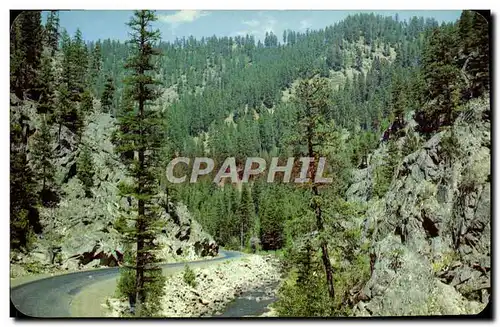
[348, 96, 490, 315]
[10, 98, 218, 278]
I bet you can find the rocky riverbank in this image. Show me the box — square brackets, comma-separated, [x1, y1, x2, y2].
[105, 254, 281, 317]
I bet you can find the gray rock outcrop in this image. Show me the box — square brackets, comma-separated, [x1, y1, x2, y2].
[351, 96, 490, 316]
[11, 107, 218, 276]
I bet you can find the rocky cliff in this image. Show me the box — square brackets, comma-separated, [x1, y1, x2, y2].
[10, 97, 218, 277]
[348, 96, 490, 315]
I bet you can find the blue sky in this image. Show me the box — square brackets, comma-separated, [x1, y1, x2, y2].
[45, 10, 462, 43]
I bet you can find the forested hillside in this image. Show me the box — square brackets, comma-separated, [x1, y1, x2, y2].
[10, 10, 489, 317]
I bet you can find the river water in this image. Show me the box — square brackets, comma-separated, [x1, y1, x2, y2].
[214, 281, 279, 317]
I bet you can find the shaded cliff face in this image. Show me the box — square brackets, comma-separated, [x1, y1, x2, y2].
[10, 102, 218, 277]
[347, 96, 490, 316]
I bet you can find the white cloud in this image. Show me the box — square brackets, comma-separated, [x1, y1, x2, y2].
[235, 16, 278, 39]
[159, 10, 210, 27]
[264, 17, 277, 33]
[299, 19, 312, 30]
[234, 30, 250, 36]
[242, 19, 260, 27]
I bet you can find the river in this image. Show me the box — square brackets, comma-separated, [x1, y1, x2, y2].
[215, 281, 279, 317]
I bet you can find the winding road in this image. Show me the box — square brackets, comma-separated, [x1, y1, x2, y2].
[10, 250, 241, 318]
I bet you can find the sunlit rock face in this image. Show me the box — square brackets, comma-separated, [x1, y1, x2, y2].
[351, 97, 490, 316]
[10, 108, 218, 277]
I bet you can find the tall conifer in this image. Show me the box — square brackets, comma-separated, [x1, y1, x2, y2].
[113, 10, 166, 317]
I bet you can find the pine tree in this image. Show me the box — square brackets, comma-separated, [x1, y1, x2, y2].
[113, 10, 166, 317]
[30, 115, 57, 206]
[44, 10, 60, 54]
[373, 139, 400, 197]
[10, 11, 43, 99]
[37, 51, 55, 116]
[10, 11, 44, 248]
[383, 43, 391, 57]
[80, 89, 94, 116]
[10, 116, 40, 249]
[326, 43, 342, 71]
[421, 26, 461, 130]
[112, 88, 135, 162]
[238, 184, 254, 249]
[101, 76, 115, 113]
[274, 239, 332, 316]
[59, 28, 88, 101]
[292, 76, 336, 304]
[252, 177, 264, 216]
[77, 145, 94, 197]
[70, 28, 88, 100]
[259, 187, 283, 250]
[458, 10, 475, 54]
[60, 29, 72, 86]
[89, 42, 102, 91]
[227, 186, 240, 247]
[54, 82, 79, 142]
[354, 47, 363, 71]
[391, 69, 406, 122]
[459, 11, 489, 98]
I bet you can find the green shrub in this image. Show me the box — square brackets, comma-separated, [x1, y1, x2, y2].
[183, 264, 197, 288]
[116, 249, 136, 299]
[116, 264, 166, 317]
[275, 198, 372, 317]
[274, 238, 353, 317]
[440, 129, 462, 166]
[117, 266, 136, 298]
[373, 163, 392, 198]
[113, 215, 128, 234]
[76, 145, 94, 197]
[373, 140, 400, 198]
[402, 132, 421, 157]
[274, 251, 371, 317]
[140, 268, 166, 317]
[24, 261, 45, 274]
[432, 250, 458, 273]
[274, 267, 332, 317]
[332, 251, 371, 315]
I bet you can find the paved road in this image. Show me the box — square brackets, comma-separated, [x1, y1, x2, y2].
[11, 250, 241, 318]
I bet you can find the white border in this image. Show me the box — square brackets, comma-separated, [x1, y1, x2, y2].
[2, 1, 498, 327]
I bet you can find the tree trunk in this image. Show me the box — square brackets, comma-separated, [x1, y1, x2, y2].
[307, 119, 335, 301]
[135, 149, 146, 313]
[42, 166, 46, 193]
[240, 222, 244, 250]
[135, 39, 147, 310]
[58, 122, 62, 146]
[314, 184, 335, 300]
[165, 187, 169, 214]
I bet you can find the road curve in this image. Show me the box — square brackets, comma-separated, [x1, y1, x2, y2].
[11, 250, 241, 318]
